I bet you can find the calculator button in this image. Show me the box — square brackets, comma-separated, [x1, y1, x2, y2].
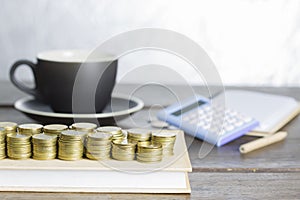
[198, 110, 204, 114]
[225, 110, 231, 114]
[224, 115, 230, 120]
[203, 124, 210, 130]
[196, 114, 203, 120]
[219, 130, 226, 135]
[227, 118, 237, 124]
[197, 121, 205, 127]
[204, 106, 211, 111]
[183, 116, 190, 121]
[186, 113, 194, 119]
[207, 110, 213, 114]
[190, 113, 197, 119]
[205, 117, 212, 122]
[215, 113, 225, 120]
[235, 121, 244, 127]
[198, 115, 205, 120]
[235, 116, 243, 122]
[224, 119, 231, 124]
[190, 119, 198, 124]
[218, 107, 226, 112]
[237, 114, 246, 119]
[230, 111, 238, 116]
[243, 117, 253, 123]
[210, 127, 219, 133]
[225, 125, 234, 132]
[210, 131, 219, 137]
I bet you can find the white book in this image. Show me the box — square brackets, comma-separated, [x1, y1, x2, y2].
[216, 90, 300, 136]
[0, 130, 192, 193]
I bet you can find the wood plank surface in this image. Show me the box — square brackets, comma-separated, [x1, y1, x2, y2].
[1, 99, 299, 172]
[0, 81, 299, 199]
[1, 104, 299, 172]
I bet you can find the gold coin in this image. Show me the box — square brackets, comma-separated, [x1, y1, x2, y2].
[32, 133, 57, 160]
[60, 130, 86, 140]
[71, 122, 97, 132]
[127, 128, 151, 142]
[137, 141, 162, 149]
[32, 133, 57, 141]
[57, 155, 82, 161]
[6, 133, 31, 140]
[137, 151, 162, 157]
[86, 152, 110, 160]
[85, 140, 111, 146]
[152, 130, 177, 138]
[96, 126, 122, 135]
[111, 151, 135, 155]
[8, 154, 31, 160]
[6, 132, 32, 160]
[85, 131, 112, 160]
[44, 124, 68, 135]
[112, 139, 136, 147]
[137, 147, 163, 153]
[111, 137, 137, 161]
[128, 128, 151, 136]
[136, 156, 162, 163]
[86, 144, 111, 150]
[18, 123, 43, 133]
[87, 131, 112, 141]
[136, 140, 163, 163]
[112, 153, 135, 161]
[121, 130, 128, 138]
[33, 156, 56, 160]
[0, 122, 18, 132]
[0, 128, 5, 156]
[96, 126, 125, 141]
[151, 130, 176, 156]
[58, 130, 85, 161]
[0, 127, 6, 135]
[33, 149, 56, 154]
[61, 130, 87, 138]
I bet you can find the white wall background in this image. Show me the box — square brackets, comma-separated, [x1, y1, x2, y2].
[0, 0, 299, 86]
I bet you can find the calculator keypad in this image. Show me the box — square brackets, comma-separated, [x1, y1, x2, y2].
[157, 96, 259, 146]
[185, 104, 254, 136]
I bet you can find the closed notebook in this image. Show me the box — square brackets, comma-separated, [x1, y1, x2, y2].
[215, 90, 300, 136]
[0, 130, 192, 193]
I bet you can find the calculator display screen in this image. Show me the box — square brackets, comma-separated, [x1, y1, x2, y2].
[172, 100, 206, 116]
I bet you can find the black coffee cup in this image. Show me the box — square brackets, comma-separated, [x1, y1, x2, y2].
[10, 50, 118, 114]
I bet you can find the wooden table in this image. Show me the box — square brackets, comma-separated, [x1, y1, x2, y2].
[0, 82, 299, 199]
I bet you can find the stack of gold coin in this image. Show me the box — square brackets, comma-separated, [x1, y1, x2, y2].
[18, 123, 43, 135]
[0, 128, 6, 159]
[0, 122, 18, 133]
[44, 124, 68, 136]
[32, 134, 57, 160]
[152, 130, 177, 156]
[6, 133, 31, 159]
[137, 141, 163, 163]
[58, 130, 86, 161]
[127, 128, 151, 143]
[96, 126, 124, 141]
[111, 139, 136, 161]
[85, 131, 112, 160]
[71, 122, 97, 133]
[121, 130, 128, 139]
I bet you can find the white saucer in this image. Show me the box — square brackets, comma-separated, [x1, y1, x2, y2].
[15, 94, 144, 125]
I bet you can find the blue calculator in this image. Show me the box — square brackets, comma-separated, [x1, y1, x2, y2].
[157, 95, 259, 146]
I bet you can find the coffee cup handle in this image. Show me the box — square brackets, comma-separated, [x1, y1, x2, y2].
[10, 60, 39, 97]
